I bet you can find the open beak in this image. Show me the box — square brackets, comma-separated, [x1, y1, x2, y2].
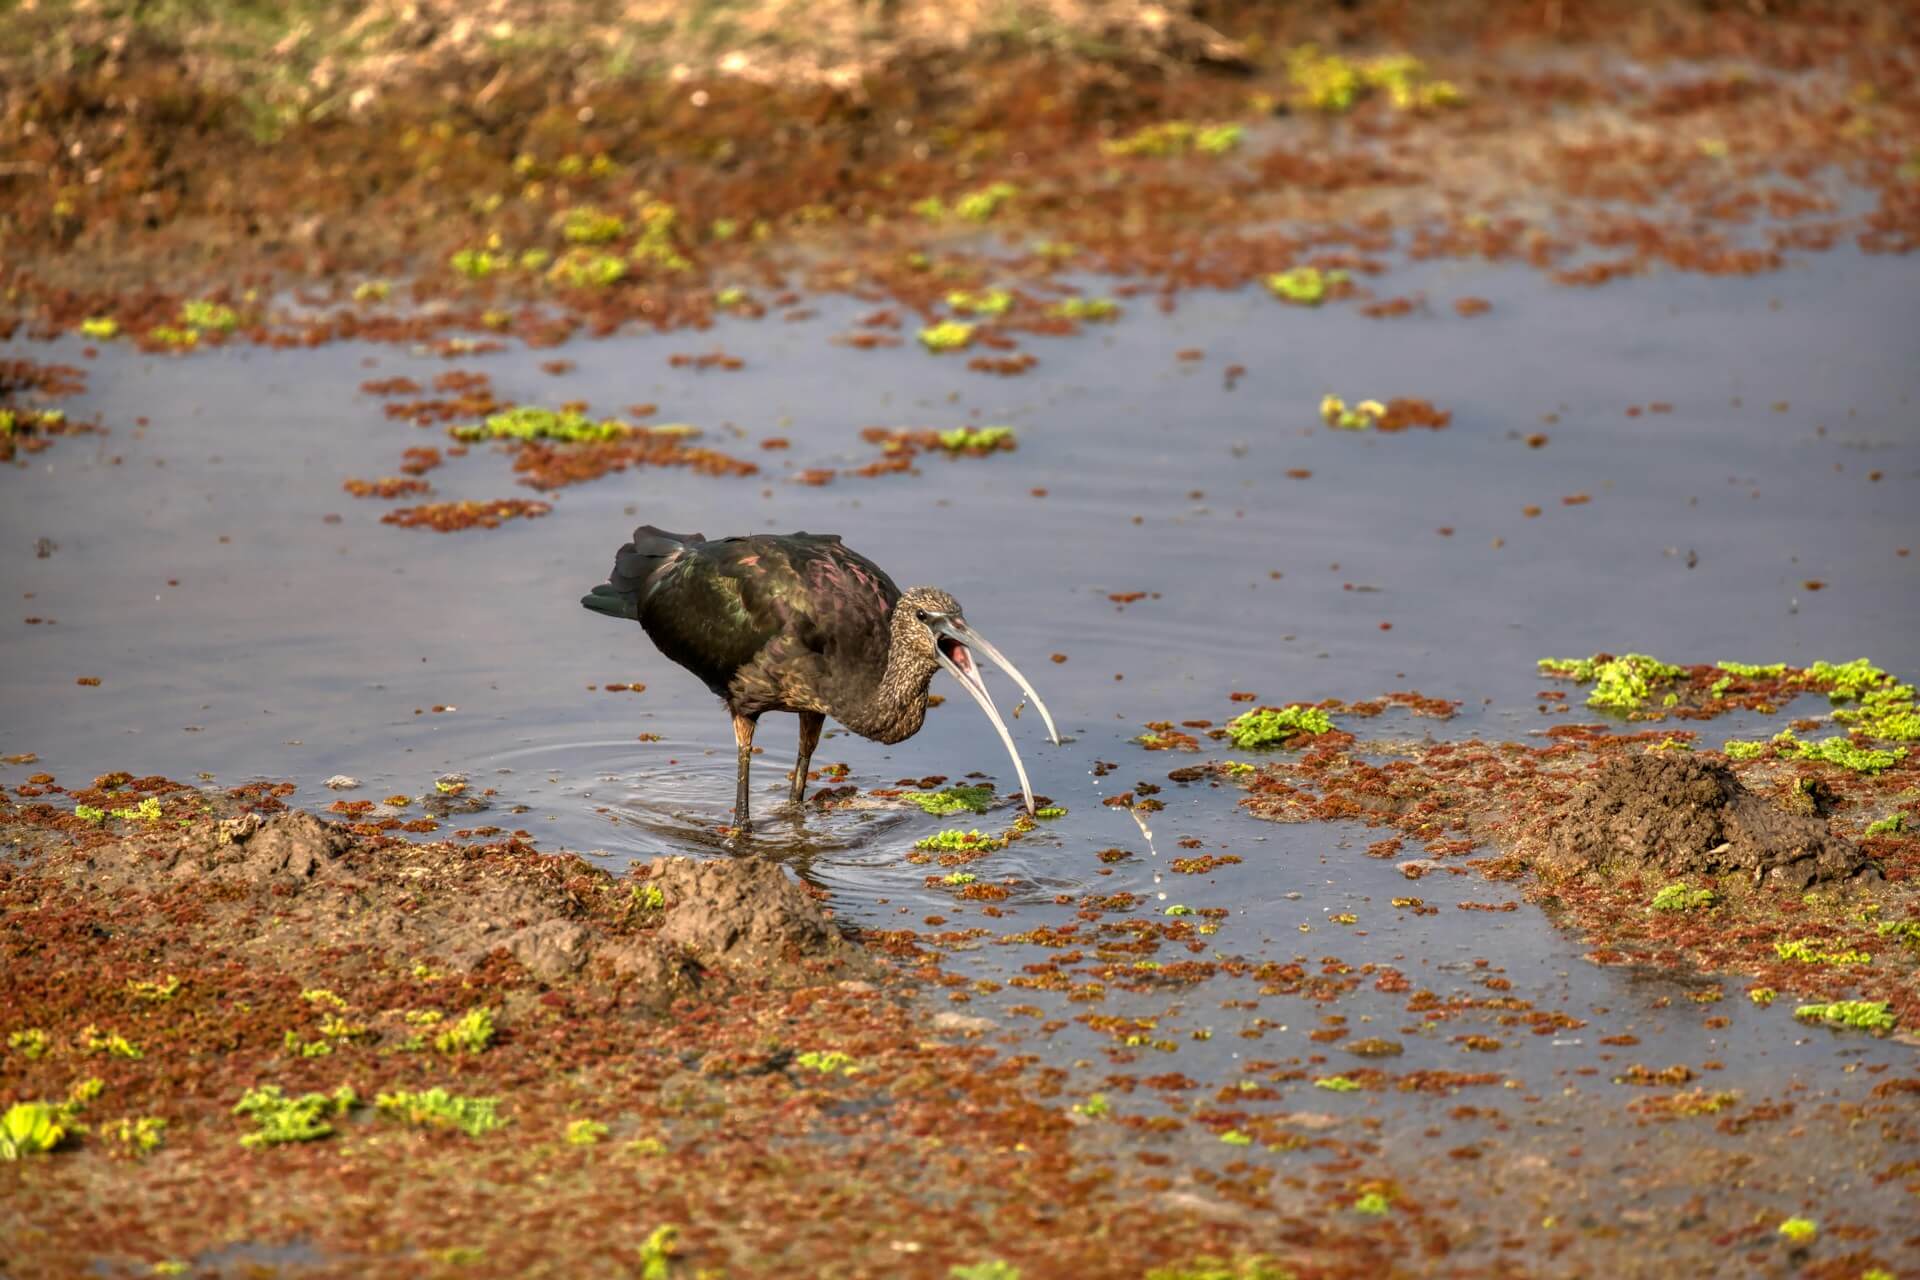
[932, 616, 1059, 815]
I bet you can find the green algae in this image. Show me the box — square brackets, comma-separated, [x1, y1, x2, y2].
[1773, 938, 1870, 965]
[1651, 883, 1717, 913]
[376, 1087, 505, 1136]
[1071, 1093, 1110, 1118]
[453, 407, 631, 443]
[1734, 729, 1906, 774]
[1319, 394, 1386, 430]
[914, 829, 1008, 853]
[81, 1025, 144, 1059]
[1033, 806, 1066, 819]
[1314, 1076, 1361, 1092]
[102, 1115, 167, 1157]
[1776, 1217, 1818, 1245]
[127, 975, 182, 1001]
[950, 1263, 1020, 1280]
[433, 1006, 495, 1056]
[1164, 905, 1194, 917]
[1265, 266, 1347, 306]
[180, 300, 238, 331]
[1353, 1191, 1392, 1216]
[940, 872, 977, 885]
[1748, 987, 1777, 1006]
[917, 321, 976, 351]
[1287, 45, 1463, 114]
[1538, 654, 1685, 713]
[795, 1049, 858, 1075]
[954, 181, 1018, 223]
[1792, 1000, 1894, 1031]
[1145, 1258, 1291, 1280]
[901, 785, 994, 815]
[1864, 814, 1907, 836]
[946, 288, 1012, 316]
[1227, 705, 1333, 748]
[565, 1118, 609, 1145]
[1101, 121, 1244, 158]
[1718, 661, 1788, 678]
[1219, 1129, 1253, 1146]
[1, 1102, 67, 1159]
[937, 426, 1014, 453]
[352, 280, 391, 302]
[233, 1084, 357, 1148]
[80, 316, 119, 339]
[549, 248, 629, 288]
[561, 207, 626, 244]
[8, 1028, 49, 1059]
[450, 247, 508, 280]
[147, 325, 200, 347]
[1046, 297, 1119, 321]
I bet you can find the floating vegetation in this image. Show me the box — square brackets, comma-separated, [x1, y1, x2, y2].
[450, 247, 508, 280]
[565, 1118, 609, 1145]
[381, 499, 554, 532]
[8, 1029, 49, 1059]
[1353, 1191, 1392, 1216]
[795, 1049, 858, 1075]
[918, 321, 977, 352]
[1321, 395, 1386, 429]
[1314, 1076, 1362, 1092]
[180, 300, 238, 331]
[629, 200, 691, 271]
[1266, 266, 1348, 306]
[561, 207, 626, 244]
[146, 325, 199, 348]
[102, 1115, 167, 1157]
[127, 975, 182, 1001]
[914, 829, 1008, 853]
[1721, 728, 1905, 775]
[0, 1102, 67, 1159]
[1793, 1000, 1894, 1031]
[376, 1087, 505, 1136]
[1776, 1217, 1818, 1245]
[1226, 705, 1333, 748]
[1539, 654, 1685, 714]
[1287, 45, 1463, 114]
[1320, 395, 1453, 431]
[954, 181, 1018, 223]
[1772, 938, 1870, 965]
[233, 1084, 357, 1148]
[433, 1006, 495, 1056]
[549, 249, 628, 288]
[936, 426, 1015, 454]
[81, 1025, 144, 1059]
[1046, 297, 1119, 321]
[901, 785, 995, 815]
[946, 288, 1012, 316]
[1102, 121, 1244, 158]
[453, 406, 632, 444]
[1650, 883, 1716, 913]
[352, 280, 391, 302]
[80, 317, 119, 339]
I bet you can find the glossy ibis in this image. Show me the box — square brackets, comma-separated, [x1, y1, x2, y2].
[582, 526, 1058, 827]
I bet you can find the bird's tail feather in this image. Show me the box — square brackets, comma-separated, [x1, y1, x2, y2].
[580, 583, 639, 620]
[581, 525, 704, 621]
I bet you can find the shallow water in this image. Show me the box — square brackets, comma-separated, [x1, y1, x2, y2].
[6, 236, 1919, 1249]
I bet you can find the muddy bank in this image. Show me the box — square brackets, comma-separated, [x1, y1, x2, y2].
[1, 771, 1411, 1279]
[1225, 692, 1920, 1031]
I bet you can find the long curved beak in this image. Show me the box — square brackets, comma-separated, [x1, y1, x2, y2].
[932, 617, 1057, 815]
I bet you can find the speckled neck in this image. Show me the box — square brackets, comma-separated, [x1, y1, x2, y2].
[833, 600, 940, 744]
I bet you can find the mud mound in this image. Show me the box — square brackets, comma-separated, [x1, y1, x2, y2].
[1531, 754, 1870, 890]
[650, 855, 836, 965]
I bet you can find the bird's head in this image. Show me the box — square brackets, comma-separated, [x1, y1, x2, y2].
[896, 586, 1060, 814]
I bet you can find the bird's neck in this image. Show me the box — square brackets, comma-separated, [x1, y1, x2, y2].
[833, 608, 938, 744]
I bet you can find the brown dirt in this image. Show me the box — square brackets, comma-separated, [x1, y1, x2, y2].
[49, 797, 870, 1010]
[1524, 753, 1873, 891]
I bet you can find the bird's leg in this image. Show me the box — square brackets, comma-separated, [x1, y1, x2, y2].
[791, 711, 825, 810]
[732, 712, 757, 830]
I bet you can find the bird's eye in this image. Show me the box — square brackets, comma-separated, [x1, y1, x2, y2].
[916, 610, 932, 624]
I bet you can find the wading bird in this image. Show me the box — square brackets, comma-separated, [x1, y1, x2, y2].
[582, 526, 1058, 828]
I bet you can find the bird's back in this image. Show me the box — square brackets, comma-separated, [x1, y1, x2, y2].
[583, 526, 901, 710]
